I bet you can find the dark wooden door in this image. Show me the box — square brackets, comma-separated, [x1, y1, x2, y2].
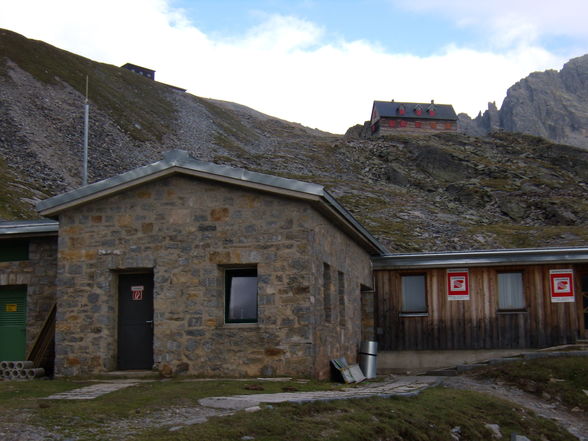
[118, 273, 153, 370]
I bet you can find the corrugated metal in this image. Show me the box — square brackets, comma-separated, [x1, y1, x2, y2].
[373, 247, 588, 269]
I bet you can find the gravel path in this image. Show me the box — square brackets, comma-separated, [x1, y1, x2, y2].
[442, 375, 587, 441]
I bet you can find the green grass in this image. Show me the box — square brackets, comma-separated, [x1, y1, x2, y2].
[137, 388, 575, 441]
[0, 377, 579, 440]
[473, 356, 588, 411]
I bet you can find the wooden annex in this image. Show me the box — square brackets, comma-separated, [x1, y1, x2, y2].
[371, 250, 588, 352]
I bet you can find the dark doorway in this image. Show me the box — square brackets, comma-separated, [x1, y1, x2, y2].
[118, 273, 154, 370]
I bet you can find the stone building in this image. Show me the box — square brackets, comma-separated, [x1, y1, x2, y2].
[0, 220, 58, 369]
[33, 150, 385, 378]
[2, 150, 588, 379]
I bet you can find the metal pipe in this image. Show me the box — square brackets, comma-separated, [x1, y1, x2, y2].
[82, 75, 89, 186]
[15, 361, 34, 369]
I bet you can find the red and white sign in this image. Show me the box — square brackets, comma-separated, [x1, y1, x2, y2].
[549, 270, 575, 303]
[447, 269, 469, 301]
[131, 285, 144, 301]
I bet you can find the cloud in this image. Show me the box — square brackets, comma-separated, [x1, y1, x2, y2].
[0, 0, 574, 133]
[393, 0, 588, 48]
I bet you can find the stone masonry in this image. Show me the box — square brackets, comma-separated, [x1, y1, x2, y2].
[0, 236, 58, 354]
[54, 174, 373, 379]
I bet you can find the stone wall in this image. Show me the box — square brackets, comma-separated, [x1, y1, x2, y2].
[307, 214, 373, 379]
[54, 175, 373, 378]
[0, 236, 58, 354]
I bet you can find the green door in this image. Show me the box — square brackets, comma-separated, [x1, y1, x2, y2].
[0, 286, 27, 360]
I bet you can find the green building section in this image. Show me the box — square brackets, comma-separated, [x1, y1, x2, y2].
[0, 286, 27, 360]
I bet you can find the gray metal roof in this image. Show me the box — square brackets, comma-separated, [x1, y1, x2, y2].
[373, 247, 588, 269]
[373, 101, 457, 121]
[36, 150, 388, 255]
[0, 219, 59, 237]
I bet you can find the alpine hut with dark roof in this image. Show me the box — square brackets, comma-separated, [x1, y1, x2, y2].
[370, 100, 458, 136]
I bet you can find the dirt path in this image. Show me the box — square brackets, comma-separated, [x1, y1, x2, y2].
[442, 375, 588, 441]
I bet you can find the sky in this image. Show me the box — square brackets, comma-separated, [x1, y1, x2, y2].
[1, 1, 587, 134]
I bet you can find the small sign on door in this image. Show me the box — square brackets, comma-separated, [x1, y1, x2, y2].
[5, 304, 17, 312]
[131, 286, 144, 301]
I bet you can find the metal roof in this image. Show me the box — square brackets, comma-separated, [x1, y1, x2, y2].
[372, 247, 588, 269]
[36, 150, 388, 255]
[0, 219, 59, 237]
[373, 101, 457, 121]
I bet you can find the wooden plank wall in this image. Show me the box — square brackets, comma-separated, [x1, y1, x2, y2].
[374, 264, 581, 350]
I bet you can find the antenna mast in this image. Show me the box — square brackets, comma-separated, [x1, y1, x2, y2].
[82, 76, 89, 186]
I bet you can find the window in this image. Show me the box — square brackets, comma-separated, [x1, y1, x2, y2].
[401, 274, 427, 313]
[498, 272, 525, 310]
[445, 122, 453, 130]
[399, 120, 407, 128]
[388, 120, 396, 127]
[225, 268, 258, 323]
[323, 263, 332, 323]
[0, 239, 29, 262]
[337, 271, 346, 326]
[415, 121, 422, 128]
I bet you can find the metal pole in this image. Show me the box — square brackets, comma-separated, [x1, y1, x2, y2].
[83, 76, 89, 186]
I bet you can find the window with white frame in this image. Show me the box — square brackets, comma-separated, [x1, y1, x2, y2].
[497, 272, 525, 310]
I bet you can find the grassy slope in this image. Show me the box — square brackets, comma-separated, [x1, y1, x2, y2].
[0, 378, 576, 441]
[0, 29, 175, 142]
[0, 157, 39, 219]
[1, 29, 588, 251]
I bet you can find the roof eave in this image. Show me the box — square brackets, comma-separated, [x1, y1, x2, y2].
[372, 248, 588, 269]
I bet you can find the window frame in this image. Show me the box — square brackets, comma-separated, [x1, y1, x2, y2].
[224, 267, 258, 324]
[400, 273, 428, 316]
[497, 271, 526, 312]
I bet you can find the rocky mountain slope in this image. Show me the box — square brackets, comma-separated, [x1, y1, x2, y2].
[2, 28, 588, 252]
[460, 54, 588, 149]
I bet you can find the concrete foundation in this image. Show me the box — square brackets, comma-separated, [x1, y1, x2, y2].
[378, 349, 529, 373]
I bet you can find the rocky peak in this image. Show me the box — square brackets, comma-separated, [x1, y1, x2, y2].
[459, 54, 588, 149]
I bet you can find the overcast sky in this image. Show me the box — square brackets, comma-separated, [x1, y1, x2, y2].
[1, 0, 587, 134]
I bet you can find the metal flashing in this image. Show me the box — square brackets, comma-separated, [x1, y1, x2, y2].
[372, 247, 588, 269]
[0, 219, 59, 237]
[35, 150, 387, 255]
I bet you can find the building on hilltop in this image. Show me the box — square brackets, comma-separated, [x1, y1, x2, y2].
[370, 100, 458, 136]
[121, 63, 155, 80]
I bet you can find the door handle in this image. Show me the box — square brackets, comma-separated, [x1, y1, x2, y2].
[145, 320, 153, 324]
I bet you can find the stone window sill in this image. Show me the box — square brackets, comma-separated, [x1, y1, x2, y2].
[223, 322, 259, 328]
